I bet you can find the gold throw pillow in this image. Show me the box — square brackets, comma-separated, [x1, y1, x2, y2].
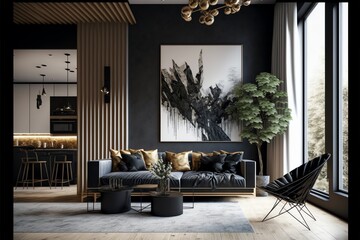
[166, 151, 192, 171]
[109, 148, 122, 172]
[141, 149, 159, 170]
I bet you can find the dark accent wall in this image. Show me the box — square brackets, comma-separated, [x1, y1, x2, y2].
[11, 5, 275, 171]
[128, 4, 274, 166]
[13, 24, 77, 49]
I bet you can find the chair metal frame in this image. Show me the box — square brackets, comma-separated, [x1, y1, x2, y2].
[259, 153, 331, 230]
[15, 147, 51, 189]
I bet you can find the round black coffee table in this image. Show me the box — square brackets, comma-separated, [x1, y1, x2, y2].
[100, 186, 133, 214]
[150, 191, 183, 217]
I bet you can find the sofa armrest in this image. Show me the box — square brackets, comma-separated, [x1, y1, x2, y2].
[87, 159, 112, 188]
[239, 159, 256, 188]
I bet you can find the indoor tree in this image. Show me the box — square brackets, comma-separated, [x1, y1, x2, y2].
[226, 72, 292, 176]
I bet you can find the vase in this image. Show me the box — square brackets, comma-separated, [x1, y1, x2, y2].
[256, 175, 270, 196]
[157, 178, 170, 195]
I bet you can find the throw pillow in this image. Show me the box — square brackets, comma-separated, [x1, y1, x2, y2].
[222, 155, 242, 173]
[120, 149, 131, 155]
[141, 149, 159, 170]
[219, 150, 244, 160]
[129, 148, 145, 159]
[198, 154, 226, 172]
[120, 148, 144, 158]
[121, 153, 147, 171]
[166, 151, 192, 171]
[191, 152, 214, 171]
[213, 151, 244, 171]
[109, 148, 128, 172]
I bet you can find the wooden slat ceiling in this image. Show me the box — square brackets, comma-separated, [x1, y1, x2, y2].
[13, 2, 136, 25]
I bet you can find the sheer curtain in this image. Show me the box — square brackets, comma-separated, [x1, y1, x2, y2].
[267, 3, 302, 181]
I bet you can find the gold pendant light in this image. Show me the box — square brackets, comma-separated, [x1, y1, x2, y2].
[181, 0, 251, 26]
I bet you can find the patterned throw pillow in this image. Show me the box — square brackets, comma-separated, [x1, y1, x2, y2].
[141, 149, 159, 170]
[165, 151, 192, 171]
[109, 148, 128, 172]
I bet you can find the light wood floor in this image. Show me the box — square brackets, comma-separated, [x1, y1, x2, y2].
[13, 185, 348, 240]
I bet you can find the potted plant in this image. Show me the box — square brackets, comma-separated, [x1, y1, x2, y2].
[149, 157, 172, 195]
[226, 72, 292, 196]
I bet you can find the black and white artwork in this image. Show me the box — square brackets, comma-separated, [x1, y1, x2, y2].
[160, 45, 243, 142]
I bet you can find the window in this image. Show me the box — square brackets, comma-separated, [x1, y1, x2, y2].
[304, 3, 328, 193]
[300, 2, 348, 219]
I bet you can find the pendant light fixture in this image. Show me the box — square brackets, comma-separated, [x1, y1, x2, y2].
[65, 53, 71, 110]
[64, 53, 75, 112]
[41, 73, 46, 96]
[181, 0, 251, 26]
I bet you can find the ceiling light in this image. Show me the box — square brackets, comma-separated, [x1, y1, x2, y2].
[181, 0, 251, 26]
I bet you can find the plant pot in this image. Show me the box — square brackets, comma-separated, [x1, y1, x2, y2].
[256, 175, 270, 197]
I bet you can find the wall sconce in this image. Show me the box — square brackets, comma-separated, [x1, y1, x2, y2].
[101, 66, 110, 103]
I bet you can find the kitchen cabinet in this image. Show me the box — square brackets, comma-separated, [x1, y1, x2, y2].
[14, 84, 30, 133]
[54, 84, 77, 97]
[13, 84, 77, 133]
[30, 84, 51, 133]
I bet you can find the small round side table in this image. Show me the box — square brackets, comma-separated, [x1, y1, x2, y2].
[100, 186, 133, 214]
[150, 191, 183, 217]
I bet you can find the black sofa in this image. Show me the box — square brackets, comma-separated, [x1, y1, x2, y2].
[87, 151, 256, 196]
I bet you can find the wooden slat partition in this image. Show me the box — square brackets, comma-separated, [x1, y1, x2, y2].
[13, 2, 136, 24]
[77, 22, 128, 195]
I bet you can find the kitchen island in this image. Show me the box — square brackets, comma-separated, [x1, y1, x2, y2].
[13, 146, 77, 187]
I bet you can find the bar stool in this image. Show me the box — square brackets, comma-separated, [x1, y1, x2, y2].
[51, 154, 73, 189]
[15, 147, 51, 189]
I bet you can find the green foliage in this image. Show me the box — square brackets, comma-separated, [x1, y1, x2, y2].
[226, 72, 292, 175]
[149, 157, 172, 179]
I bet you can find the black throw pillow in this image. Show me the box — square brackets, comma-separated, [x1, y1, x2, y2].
[117, 161, 128, 171]
[121, 153, 147, 171]
[198, 154, 226, 172]
[222, 153, 243, 173]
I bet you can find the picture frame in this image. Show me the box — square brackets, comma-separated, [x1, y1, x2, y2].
[160, 45, 243, 142]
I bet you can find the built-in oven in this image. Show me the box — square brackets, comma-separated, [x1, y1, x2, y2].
[50, 96, 77, 134]
[50, 117, 77, 134]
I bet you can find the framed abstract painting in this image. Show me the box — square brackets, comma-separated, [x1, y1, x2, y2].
[160, 45, 243, 142]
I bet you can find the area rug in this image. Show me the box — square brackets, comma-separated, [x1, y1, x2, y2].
[14, 201, 254, 233]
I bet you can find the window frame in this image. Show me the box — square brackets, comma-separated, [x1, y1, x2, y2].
[299, 2, 348, 220]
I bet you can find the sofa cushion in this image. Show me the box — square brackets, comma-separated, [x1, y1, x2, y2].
[121, 153, 147, 171]
[198, 154, 226, 172]
[180, 171, 246, 189]
[212, 172, 246, 188]
[165, 151, 192, 171]
[109, 148, 128, 172]
[101, 171, 158, 186]
[180, 171, 214, 188]
[100, 170, 183, 188]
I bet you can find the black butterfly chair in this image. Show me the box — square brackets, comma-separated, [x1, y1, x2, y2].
[259, 153, 331, 230]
